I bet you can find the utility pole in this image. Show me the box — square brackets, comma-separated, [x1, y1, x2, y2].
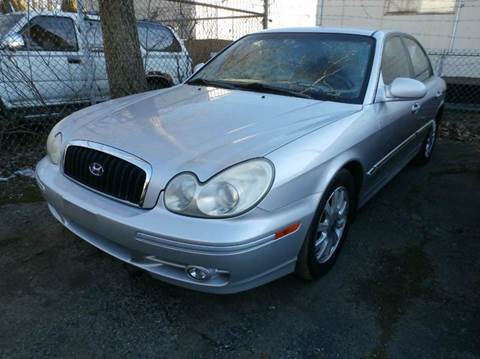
[318, 0, 325, 26]
[263, 0, 269, 29]
[449, 0, 464, 51]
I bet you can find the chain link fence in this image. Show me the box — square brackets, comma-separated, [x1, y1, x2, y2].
[428, 49, 480, 112]
[0, 0, 266, 178]
[1, 0, 480, 180]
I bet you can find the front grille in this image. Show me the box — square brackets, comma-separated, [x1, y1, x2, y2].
[63, 145, 147, 206]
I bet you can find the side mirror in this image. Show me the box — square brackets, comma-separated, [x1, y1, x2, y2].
[193, 63, 205, 73]
[387, 78, 427, 100]
[2, 33, 25, 50]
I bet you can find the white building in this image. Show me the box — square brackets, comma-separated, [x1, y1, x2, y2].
[316, 0, 480, 50]
[316, 0, 480, 81]
[268, 0, 316, 29]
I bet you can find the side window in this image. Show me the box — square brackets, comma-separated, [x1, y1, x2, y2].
[85, 20, 104, 51]
[21, 16, 77, 52]
[402, 37, 433, 82]
[381, 36, 412, 85]
[137, 22, 181, 52]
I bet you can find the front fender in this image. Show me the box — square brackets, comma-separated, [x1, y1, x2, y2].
[261, 110, 374, 212]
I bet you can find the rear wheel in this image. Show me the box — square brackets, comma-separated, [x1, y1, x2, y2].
[147, 76, 173, 91]
[296, 169, 355, 279]
[412, 120, 438, 165]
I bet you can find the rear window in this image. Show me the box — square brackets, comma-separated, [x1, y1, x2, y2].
[402, 37, 433, 82]
[137, 21, 181, 52]
[84, 20, 181, 53]
[85, 19, 103, 51]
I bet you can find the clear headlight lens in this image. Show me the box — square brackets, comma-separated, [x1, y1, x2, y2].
[164, 173, 198, 211]
[164, 159, 274, 218]
[46, 130, 63, 165]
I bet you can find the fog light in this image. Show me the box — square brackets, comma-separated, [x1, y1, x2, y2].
[186, 266, 211, 281]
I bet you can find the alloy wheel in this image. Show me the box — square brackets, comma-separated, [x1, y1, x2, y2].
[315, 186, 349, 264]
[425, 121, 437, 158]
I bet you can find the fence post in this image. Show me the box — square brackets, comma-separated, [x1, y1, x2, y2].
[262, 0, 269, 29]
[449, 0, 464, 51]
[76, 0, 97, 105]
[437, 51, 446, 77]
[318, 0, 325, 26]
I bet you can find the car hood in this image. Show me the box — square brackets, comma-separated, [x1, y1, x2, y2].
[61, 84, 361, 186]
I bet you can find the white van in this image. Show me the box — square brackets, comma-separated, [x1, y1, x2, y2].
[0, 11, 192, 119]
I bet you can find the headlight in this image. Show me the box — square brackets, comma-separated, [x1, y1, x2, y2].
[164, 159, 274, 218]
[46, 130, 63, 165]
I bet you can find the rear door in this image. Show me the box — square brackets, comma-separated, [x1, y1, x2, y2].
[137, 21, 189, 84]
[84, 19, 109, 101]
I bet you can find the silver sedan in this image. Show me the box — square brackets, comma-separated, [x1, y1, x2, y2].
[36, 27, 446, 293]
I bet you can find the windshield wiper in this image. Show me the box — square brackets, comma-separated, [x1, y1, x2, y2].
[187, 79, 315, 100]
[186, 78, 237, 90]
[231, 82, 314, 99]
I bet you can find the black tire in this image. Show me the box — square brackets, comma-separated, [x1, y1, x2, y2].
[0, 98, 11, 121]
[295, 169, 356, 280]
[147, 76, 173, 91]
[412, 119, 439, 165]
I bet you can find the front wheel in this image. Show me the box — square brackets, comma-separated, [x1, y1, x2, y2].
[296, 169, 355, 280]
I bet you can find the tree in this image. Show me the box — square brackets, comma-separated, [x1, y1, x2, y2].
[98, 0, 147, 99]
[1, 0, 27, 12]
[61, 0, 77, 12]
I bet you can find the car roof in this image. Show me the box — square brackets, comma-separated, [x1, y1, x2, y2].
[6, 10, 97, 19]
[259, 27, 388, 37]
[4, 11, 172, 27]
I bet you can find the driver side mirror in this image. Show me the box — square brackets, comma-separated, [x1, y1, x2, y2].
[2, 33, 25, 50]
[386, 77, 427, 100]
[193, 63, 205, 73]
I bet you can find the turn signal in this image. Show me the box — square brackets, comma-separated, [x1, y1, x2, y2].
[275, 223, 301, 239]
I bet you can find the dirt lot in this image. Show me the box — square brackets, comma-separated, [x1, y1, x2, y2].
[0, 116, 479, 358]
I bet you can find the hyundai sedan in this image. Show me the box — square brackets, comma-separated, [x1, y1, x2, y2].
[35, 27, 446, 293]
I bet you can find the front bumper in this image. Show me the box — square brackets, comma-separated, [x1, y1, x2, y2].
[36, 157, 319, 293]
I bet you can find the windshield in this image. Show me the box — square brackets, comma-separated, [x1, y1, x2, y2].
[0, 14, 23, 37]
[189, 33, 375, 104]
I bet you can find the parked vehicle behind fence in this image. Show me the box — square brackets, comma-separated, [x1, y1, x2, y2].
[0, 11, 192, 120]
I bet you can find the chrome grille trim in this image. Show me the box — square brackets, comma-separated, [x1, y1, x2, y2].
[61, 140, 153, 208]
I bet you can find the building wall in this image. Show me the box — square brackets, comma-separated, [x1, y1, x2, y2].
[316, 0, 480, 50]
[268, 0, 316, 29]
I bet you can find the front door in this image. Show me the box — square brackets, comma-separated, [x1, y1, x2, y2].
[402, 36, 443, 132]
[18, 15, 85, 109]
[372, 35, 420, 181]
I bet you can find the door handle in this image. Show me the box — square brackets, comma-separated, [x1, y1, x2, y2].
[67, 56, 82, 64]
[411, 103, 421, 114]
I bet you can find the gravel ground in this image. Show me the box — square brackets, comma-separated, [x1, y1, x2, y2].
[1, 137, 479, 358]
